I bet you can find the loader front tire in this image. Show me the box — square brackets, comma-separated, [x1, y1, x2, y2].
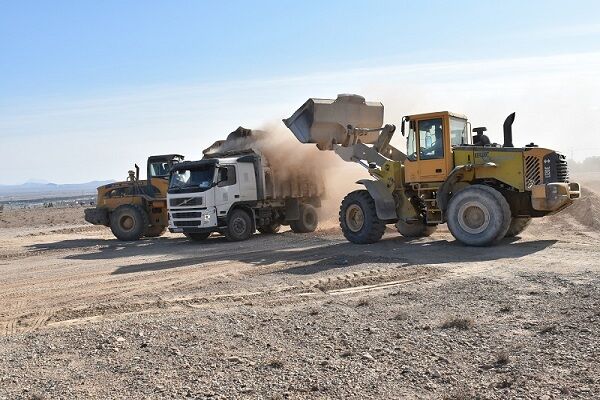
[447, 185, 511, 246]
[290, 204, 318, 233]
[505, 217, 532, 237]
[396, 220, 438, 238]
[109, 204, 149, 241]
[339, 190, 386, 244]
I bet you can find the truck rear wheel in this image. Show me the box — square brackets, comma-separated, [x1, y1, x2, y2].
[184, 232, 211, 241]
[109, 204, 149, 241]
[225, 209, 254, 241]
[257, 223, 281, 234]
[396, 220, 437, 237]
[339, 190, 386, 244]
[290, 204, 318, 233]
[505, 217, 532, 237]
[447, 185, 511, 246]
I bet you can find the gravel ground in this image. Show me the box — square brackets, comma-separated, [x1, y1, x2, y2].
[1, 193, 599, 399]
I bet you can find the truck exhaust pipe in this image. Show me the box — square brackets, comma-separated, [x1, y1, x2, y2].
[503, 112, 516, 148]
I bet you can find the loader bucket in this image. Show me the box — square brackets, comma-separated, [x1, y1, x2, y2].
[283, 94, 384, 150]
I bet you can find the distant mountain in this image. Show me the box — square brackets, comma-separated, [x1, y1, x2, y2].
[0, 180, 115, 196]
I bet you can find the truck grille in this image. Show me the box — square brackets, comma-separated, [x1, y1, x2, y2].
[555, 153, 569, 182]
[174, 220, 202, 227]
[172, 211, 202, 219]
[524, 155, 541, 188]
[169, 197, 203, 207]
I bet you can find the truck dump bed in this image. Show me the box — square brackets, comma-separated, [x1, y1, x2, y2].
[203, 130, 325, 202]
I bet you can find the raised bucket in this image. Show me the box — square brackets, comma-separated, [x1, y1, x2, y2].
[283, 94, 384, 150]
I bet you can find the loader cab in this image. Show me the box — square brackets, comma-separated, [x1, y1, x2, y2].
[404, 112, 469, 183]
[147, 154, 184, 180]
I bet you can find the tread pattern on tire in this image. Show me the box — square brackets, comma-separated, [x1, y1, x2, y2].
[339, 190, 386, 244]
[446, 184, 511, 246]
[109, 204, 149, 241]
[290, 204, 318, 233]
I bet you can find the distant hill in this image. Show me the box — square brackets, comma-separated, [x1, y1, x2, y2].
[0, 180, 115, 197]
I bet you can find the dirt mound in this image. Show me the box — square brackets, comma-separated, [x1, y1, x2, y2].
[540, 187, 600, 231]
[558, 187, 600, 231]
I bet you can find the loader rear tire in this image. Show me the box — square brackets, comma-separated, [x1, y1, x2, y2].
[225, 209, 254, 241]
[290, 204, 318, 233]
[185, 232, 211, 241]
[447, 185, 511, 246]
[505, 217, 532, 237]
[396, 220, 438, 237]
[109, 204, 149, 241]
[144, 224, 167, 238]
[339, 190, 386, 244]
[257, 223, 281, 234]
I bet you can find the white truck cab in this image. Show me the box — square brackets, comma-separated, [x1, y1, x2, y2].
[167, 151, 321, 241]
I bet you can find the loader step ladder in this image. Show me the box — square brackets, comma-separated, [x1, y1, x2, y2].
[415, 186, 443, 224]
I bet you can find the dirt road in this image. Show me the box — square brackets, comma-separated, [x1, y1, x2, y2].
[1, 204, 599, 399]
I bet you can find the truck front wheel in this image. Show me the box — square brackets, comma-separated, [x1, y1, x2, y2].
[109, 204, 149, 241]
[447, 185, 511, 246]
[225, 209, 254, 241]
[290, 204, 318, 233]
[339, 190, 386, 244]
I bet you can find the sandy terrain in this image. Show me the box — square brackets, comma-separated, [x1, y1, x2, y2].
[0, 185, 599, 399]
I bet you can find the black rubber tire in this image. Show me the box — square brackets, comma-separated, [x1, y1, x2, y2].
[225, 209, 254, 241]
[109, 204, 149, 241]
[144, 225, 167, 238]
[396, 220, 438, 237]
[505, 217, 532, 237]
[257, 223, 281, 234]
[447, 185, 511, 246]
[184, 232, 211, 241]
[290, 204, 319, 233]
[339, 190, 386, 244]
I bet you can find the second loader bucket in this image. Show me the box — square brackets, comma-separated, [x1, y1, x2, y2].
[283, 94, 384, 150]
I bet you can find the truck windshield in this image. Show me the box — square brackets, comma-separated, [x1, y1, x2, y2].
[169, 165, 215, 192]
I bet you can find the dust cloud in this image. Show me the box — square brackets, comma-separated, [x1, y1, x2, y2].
[204, 122, 369, 227]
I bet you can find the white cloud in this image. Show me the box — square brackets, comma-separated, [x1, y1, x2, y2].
[1, 52, 599, 184]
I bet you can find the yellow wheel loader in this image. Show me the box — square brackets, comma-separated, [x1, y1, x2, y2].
[284, 94, 580, 246]
[84, 154, 184, 241]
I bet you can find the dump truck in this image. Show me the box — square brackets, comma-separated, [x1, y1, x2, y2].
[84, 154, 184, 240]
[284, 94, 581, 246]
[167, 128, 324, 241]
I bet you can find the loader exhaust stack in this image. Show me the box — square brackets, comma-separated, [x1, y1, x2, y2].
[503, 112, 516, 148]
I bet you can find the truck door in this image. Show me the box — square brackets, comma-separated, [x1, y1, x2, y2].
[214, 165, 240, 218]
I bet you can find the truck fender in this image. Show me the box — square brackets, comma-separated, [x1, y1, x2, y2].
[357, 179, 398, 221]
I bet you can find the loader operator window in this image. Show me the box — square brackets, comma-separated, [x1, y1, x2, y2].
[419, 118, 444, 160]
[150, 162, 169, 178]
[450, 117, 468, 147]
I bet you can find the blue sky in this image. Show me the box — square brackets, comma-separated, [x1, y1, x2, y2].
[1, 1, 600, 184]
